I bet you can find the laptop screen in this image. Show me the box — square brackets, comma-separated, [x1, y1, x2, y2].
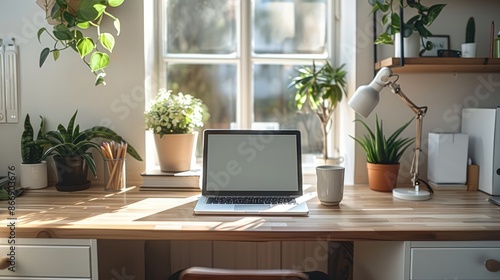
[202, 130, 302, 196]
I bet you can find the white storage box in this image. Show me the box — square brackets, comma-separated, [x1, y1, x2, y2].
[427, 133, 468, 184]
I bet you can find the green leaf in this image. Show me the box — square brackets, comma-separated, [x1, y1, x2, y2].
[37, 27, 47, 43]
[95, 72, 106, 86]
[351, 115, 415, 164]
[113, 18, 121, 36]
[22, 114, 34, 145]
[76, 0, 100, 21]
[99, 33, 115, 52]
[375, 2, 390, 13]
[426, 4, 446, 26]
[82, 152, 98, 177]
[414, 21, 432, 38]
[67, 110, 78, 142]
[55, 0, 67, 9]
[37, 115, 46, 141]
[374, 33, 393, 45]
[76, 21, 90, 29]
[82, 126, 142, 161]
[93, 4, 107, 17]
[50, 3, 61, 19]
[39, 48, 50, 67]
[53, 49, 60, 61]
[90, 52, 110, 71]
[53, 24, 73, 40]
[108, 0, 125, 8]
[62, 11, 76, 27]
[390, 12, 401, 27]
[76, 38, 94, 58]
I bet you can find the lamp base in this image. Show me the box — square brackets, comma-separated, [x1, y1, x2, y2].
[392, 188, 431, 201]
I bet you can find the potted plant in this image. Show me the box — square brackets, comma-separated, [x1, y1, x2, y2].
[20, 114, 49, 189]
[369, 0, 446, 57]
[145, 89, 209, 172]
[350, 115, 414, 192]
[461, 17, 476, 58]
[36, 0, 125, 86]
[288, 60, 347, 165]
[42, 110, 142, 191]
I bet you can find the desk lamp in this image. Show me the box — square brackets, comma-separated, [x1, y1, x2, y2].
[348, 67, 432, 201]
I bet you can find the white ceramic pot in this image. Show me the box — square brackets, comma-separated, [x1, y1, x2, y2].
[154, 132, 198, 172]
[20, 161, 48, 189]
[394, 33, 420, 58]
[461, 43, 477, 58]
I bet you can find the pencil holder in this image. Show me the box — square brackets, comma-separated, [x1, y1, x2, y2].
[104, 158, 126, 191]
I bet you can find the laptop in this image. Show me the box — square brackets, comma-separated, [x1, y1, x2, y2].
[193, 129, 309, 216]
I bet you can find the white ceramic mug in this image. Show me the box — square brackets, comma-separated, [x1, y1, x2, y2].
[316, 165, 345, 206]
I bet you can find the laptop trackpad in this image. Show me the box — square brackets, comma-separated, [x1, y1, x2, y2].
[234, 205, 270, 211]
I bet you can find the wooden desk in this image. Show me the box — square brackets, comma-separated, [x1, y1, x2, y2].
[2, 185, 500, 280]
[2, 184, 499, 241]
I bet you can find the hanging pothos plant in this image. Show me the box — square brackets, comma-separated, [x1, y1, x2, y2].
[36, 0, 125, 86]
[369, 0, 446, 54]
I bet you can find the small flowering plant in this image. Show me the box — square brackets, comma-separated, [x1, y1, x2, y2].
[145, 89, 208, 137]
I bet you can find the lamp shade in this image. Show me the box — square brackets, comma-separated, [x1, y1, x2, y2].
[348, 67, 393, 117]
[348, 85, 380, 118]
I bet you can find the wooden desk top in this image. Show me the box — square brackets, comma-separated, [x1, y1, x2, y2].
[2, 185, 500, 242]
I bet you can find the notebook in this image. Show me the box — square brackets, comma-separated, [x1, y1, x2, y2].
[193, 129, 309, 216]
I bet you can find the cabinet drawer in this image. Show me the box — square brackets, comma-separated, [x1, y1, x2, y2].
[0, 244, 91, 278]
[411, 247, 500, 279]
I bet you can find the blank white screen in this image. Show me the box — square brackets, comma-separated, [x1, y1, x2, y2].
[205, 134, 299, 192]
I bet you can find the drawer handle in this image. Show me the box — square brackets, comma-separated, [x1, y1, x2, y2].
[0, 256, 9, 270]
[485, 259, 500, 272]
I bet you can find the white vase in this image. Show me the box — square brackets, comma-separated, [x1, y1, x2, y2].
[394, 33, 420, 58]
[20, 161, 48, 189]
[461, 43, 477, 58]
[154, 132, 198, 172]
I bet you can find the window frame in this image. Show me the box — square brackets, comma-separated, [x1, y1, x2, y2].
[156, 0, 336, 129]
[146, 0, 342, 172]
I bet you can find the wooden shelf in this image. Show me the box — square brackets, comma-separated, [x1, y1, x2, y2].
[375, 57, 500, 73]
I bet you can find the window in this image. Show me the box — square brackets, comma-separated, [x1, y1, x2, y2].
[156, 0, 336, 159]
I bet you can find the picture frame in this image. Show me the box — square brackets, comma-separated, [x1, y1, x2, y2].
[420, 35, 450, 57]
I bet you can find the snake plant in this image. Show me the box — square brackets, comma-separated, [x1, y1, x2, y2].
[42, 110, 142, 176]
[21, 114, 47, 164]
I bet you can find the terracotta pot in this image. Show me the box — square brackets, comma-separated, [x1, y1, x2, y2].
[366, 163, 400, 192]
[154, 132, 197, 172]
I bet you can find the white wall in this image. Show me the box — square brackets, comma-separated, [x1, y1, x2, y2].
[353, 0, 500, 184]
[1, 0, 500, 187]
[0, 1, 145, 185]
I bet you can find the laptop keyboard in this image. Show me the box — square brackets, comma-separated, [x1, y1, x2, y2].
[207, 196, 296, 205]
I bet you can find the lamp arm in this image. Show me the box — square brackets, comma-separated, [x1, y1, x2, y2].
[388, 82, 428, 116]
[411, 114, 424, 189]
[388, 81, 429, 191]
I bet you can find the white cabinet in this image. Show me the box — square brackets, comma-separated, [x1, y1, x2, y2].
[411, 241, 500, 280]
[0, 238, 98, 279]
[354, 241, 500, 280]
